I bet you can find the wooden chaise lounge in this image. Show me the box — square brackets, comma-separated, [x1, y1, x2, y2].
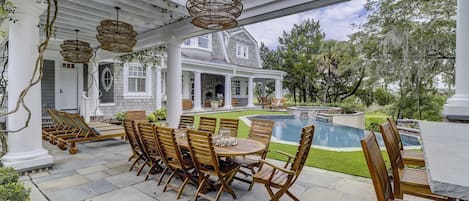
[55, 113, 125, 154]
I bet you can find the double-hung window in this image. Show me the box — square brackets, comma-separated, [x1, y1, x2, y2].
[183, 34, 212, 50]
[124, 63, 151, 97]
[236, 43, 249, 59]
[232, 80, 241, 95]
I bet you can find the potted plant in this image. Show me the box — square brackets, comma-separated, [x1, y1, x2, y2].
[153, 108, 167, 121]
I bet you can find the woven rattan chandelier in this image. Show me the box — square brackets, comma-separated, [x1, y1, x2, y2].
[96, 7, 136, 53]
[186, 0, 243, 30]
[60, 30, 93, 64]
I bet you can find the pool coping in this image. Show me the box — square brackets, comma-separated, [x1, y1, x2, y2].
[240, 114, 422, 152]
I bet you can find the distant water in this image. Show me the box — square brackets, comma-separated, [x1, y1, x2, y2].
[251, 115, 421, 148]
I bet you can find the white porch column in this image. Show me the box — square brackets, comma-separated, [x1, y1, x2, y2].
[247, 77, 255, 107]
[167, 37, 183, 127]
[224, 75, 232, 109]
[182, 71, 190, 99]
[275, 79, 283, 99]
[193, 71, 202, 111]
[88, 62, 102, 118]
[443, 0, 469, 120]
[1, 1, 53, 170]
[155, 68, 162, 110]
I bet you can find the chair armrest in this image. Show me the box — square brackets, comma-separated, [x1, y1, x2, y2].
[274, 150, 295, 159]
[259, 159, 294, 175]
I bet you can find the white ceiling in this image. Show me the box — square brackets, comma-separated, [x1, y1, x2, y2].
[38, 0, 348, 59]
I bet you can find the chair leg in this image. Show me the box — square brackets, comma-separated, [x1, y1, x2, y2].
[136, 160, 148, 176]
[157, 167, 169, 186]
[222, 180, 237, 199]
[129, 155, 143, 171]
[163, 171, 177, 192]
[128, 154, 135, 162]
[286, 190, 299, 201]
[215, 185, 225, 201]
[270, 187, 289, 201]
[176, 177, 190, 199]
[193, 177, 207, 201]
[145, 163, 156, 181]
[265, 184, 275, 198]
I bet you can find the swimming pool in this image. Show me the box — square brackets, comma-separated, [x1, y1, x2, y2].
[249, 115, 420, 150]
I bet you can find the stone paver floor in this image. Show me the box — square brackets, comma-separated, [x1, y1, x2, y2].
[22, 139, 429, 201]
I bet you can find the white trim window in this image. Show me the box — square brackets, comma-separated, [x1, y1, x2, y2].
[236, 43, 249, 59]
[123, 63, 152, 98]
[183, 34, 212, 51]
[101, 67, 113, 92]
[232, 80, 241, 95]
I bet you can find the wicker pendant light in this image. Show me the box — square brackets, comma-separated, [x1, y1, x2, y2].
[186, 0, 243, 30]
[96, 7, 137, 53]
[60, 29, 93, 64]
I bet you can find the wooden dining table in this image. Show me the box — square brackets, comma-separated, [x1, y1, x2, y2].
[175, 129, 266, 157]
[419, 121, 469, 200]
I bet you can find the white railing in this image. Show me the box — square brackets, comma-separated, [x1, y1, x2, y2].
[79, 91, 91, 123]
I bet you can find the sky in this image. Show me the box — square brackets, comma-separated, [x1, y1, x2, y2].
[244, 0, 368, 49]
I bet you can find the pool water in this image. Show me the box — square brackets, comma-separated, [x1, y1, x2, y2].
[251, 115, 421, 149]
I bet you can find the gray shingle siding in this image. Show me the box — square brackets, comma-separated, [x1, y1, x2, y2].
[226, 32, 260, 68]
[41, 60, 55, 114]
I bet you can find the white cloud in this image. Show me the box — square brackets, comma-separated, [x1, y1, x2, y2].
[244, 0, 367, 49]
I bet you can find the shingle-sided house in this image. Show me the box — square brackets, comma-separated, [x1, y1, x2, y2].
[42, 27, 285, 119]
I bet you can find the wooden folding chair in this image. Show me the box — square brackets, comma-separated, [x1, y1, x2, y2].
[178, 115, 195, 129]
[154, 126, 194, 199]
[123, 120, 146, 172]
[361, 132, 407, 201]
[229, 119, 274, 190]
[380, 123, 451, 200]
[136, 122, 163, 181]
[198, 116, 217, 134]
[219, 118, 239, 137]
[253, 124, 315, 201]
[387, 117, 425, 167]
[186, 129, 240, 201]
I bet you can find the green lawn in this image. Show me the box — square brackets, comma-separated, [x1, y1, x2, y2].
[193, 110, 382, 177]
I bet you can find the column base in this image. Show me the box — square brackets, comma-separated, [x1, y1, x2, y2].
[1, 149, 53, 172]
[247, 104, 255, 108]
[443, 95, 469, 121]
[223, 106, 232, 110]
[192, 107, 203, 112]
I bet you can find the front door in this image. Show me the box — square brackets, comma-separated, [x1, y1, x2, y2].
[56, 64, 78, 112]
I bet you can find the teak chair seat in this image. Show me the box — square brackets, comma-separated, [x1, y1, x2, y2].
[186, 129, 240, 201]
[136, 122, 163, 181]
[54, 113, 125, 154]
[253, 124, 315, 201]
[123, 120, 146, 172]
[198, 116, 217, 134]
[229, 118, 274, 190]
[178, 115, 195, 129]
[387, 117, 425, 167]
[154, 126, 194, 200]
[361, 132, 409, 201]
[380, 122, 451, 201]
[219, 118, 239, 137]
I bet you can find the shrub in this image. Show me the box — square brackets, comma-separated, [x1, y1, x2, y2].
[0, 183, 30, 201]
[147, 114, 156, 122]
[115, 112, 126, 122]
[0, 167, 18, 185]
[153, 108, 167, 120]
[365, 115, 387, 132]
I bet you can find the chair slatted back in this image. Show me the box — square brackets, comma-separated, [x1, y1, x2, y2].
[219, 118, 239, 137]
[137, 122, 159, 159]
[380, 122, 404, 190]
[178, 115, 195, 129]
[68, 113, 96, 137]
[186, 129, 219, 173]
[123, 120, 141, 152]
[125, 110, 146, 121]
[361, 132, 394, 201]
[198, 117, 217, 134]
[47, 109, 62, 128]
[57, 112, 75, 130]
[291, 125, 315, 175]
[248, 119, 274, 153]
[386, 117, 403, 150]
[155, 126, 183, 167]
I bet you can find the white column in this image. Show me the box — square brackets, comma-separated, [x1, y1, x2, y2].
[182, 71, 190, 99]
[275, 79, 283, 99]
[1, 1, 53, 170]
[224, 75, 232, 109]
[88, 62, 102, 118]
[443, 0, 469, 120]
[155, 68, 162, 110]
[193, 71, 202, 111]
[247, 77, 255, 107]
[166, 37, 183, 128]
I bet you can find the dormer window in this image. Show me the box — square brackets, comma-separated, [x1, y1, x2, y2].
[236, 43, 249, 59]
[183, 34, 212, 51]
